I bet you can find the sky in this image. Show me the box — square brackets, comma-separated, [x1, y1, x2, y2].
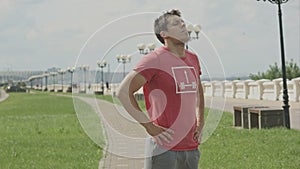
[0, 0, 299, 79]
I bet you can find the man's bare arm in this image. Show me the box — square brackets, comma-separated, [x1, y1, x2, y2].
[116, 71, 173, 145]
[194, 80, 205, 142]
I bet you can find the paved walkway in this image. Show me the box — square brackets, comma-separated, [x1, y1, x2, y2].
[78, 96, 300, 169]
[0, 90, 9, 102]
[77, 97, 147, 169]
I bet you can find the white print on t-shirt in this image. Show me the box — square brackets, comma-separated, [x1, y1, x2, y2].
[171, 66, 197, 94]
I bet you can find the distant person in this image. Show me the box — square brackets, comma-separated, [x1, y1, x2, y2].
[117, 9, 205, 169]
[106, 81, 110, 90]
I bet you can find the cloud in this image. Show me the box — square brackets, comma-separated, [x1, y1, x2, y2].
[0, 0, 16, 16]
[0, 0, 298, 76]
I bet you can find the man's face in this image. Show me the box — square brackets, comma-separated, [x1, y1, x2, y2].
[164, 15, 190, 43]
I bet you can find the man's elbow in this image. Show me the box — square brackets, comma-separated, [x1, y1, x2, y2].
[116, 85, 131, 102]
[116, 87, 124, 100]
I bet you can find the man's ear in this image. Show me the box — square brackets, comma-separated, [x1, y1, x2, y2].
[160, 31, 167, 38]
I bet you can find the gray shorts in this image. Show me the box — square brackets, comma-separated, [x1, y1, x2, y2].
[144, 138, 200, 169]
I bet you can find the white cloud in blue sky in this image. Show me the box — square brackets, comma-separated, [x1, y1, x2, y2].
[0, 0, 299, 78]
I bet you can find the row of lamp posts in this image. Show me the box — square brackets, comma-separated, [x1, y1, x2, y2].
[96, 43, 155, 94]
[29, 67, 76, 93]
[47, 67, 75, 92]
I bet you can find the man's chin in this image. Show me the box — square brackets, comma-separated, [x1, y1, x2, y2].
[181, 37, 190, 44]
[170, 36, 190, 44]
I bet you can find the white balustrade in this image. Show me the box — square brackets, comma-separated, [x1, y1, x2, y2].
[235, 80, 252, 99]
[278, 80, 294, 102]
[292, 77, 300, 102]
[202, 81, 213, 97]
[213, 81, 225, 97]
[200, 77, 300, 102]
[224, 80, 237, 98]
[40, 77, 299, 103]
[262, 80, 275, 101]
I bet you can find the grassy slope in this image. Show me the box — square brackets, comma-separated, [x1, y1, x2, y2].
[199, 111, 300, 169]
[0, 93, 102, 169]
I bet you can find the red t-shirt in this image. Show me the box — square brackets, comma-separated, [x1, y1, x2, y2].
[134, 46, 201, 151]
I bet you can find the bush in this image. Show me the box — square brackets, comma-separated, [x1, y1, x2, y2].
[5, 85, 26, 92]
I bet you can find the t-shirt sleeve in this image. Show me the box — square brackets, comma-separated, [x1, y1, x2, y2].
[193, 54, 202, 76]
[133, 52, 159, 82]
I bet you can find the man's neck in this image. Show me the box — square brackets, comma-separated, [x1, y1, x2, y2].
[165, 40, 186, 58]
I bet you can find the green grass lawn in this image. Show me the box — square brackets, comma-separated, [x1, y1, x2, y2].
[0, 92, 102, 169]
[199, 111, 300, 169]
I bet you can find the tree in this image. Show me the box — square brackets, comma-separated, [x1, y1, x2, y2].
[250, 59, 300, 80]
[286, 60, 300, 80]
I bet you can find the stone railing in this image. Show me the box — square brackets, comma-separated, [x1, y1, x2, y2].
[25, 77, 300, 103]
[202, 77, 300, 102]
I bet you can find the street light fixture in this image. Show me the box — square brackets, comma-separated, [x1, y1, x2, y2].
[97, 60, 107, 94]
[257, 0, 290, 129]
[58, 69, 66, 92]
[43, 73, 49, 91]
[80, 65, 89, 93]
[30, 78, 33, 89]
[39, 75, 43, 91]
[187, 24, 201, 39]
[50, 72, 57, 92]
[116, 55, 131, 78]
[67, 67, 75, 92]
[137, 43, 156, 55]
[186, 24, 201, 50]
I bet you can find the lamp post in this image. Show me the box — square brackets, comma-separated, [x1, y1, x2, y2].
[43, 73, 49, 91]
[137, 43, 156, 55]
[30, 78, 33, 89]
[116, 55, 131, 78]
[58, 69, 66, 92]
[40, 75, 43, 91]
[67, 67, 75, 93]
[80, 65, 89, 93]
[257, 0, 290, 129]
[50, 72, 57, 92]
[186, 24, 201, 50]
[97, 60, 107, 94]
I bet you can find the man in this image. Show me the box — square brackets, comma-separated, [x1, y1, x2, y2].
[117, 9, 205, 169]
